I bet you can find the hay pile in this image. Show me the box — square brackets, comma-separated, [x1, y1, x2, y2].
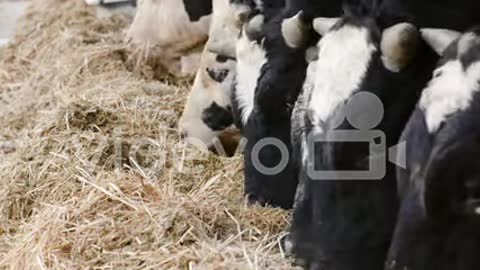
[0, 0, 294, 269]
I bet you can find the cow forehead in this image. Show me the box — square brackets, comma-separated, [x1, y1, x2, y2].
[308, 24, 377, 126]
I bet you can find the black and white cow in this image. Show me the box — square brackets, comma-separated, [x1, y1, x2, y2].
[385, 28, 480, 270]
[179, 0, 267, 155]
[231, 0, 342, 209]
[127, 0, 212, 76]
[284, 1, 441, 269]
[179, 46, 241, 156]
[179, 0, 286, 156]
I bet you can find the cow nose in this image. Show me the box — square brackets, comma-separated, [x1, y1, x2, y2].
[245, 193, 267, 207]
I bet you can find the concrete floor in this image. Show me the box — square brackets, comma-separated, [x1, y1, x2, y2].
[0, 0, 30, 46]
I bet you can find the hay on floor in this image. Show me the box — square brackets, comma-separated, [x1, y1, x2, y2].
[0, 0, 294, 269]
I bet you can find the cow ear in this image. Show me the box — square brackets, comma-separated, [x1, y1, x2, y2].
[421, 28, 461, 55]
[245, 15, 264, 41]
[312, 17, 339, 36]
[281, 11, 310, 48]
[381, 23, 420, 72]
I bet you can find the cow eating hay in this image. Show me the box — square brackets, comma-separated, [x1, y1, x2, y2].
[0, 0, 292, 269]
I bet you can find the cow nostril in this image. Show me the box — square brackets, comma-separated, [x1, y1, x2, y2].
[245, 193, 267, 206]
[180, 131, 188, 140]
[206, 68, 230, 83]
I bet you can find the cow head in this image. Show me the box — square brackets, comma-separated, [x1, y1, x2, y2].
[416, 27, 480, 217]
[300, 4, 425, 175]
[179, 47, 241, 157]
[178, 0, 265, 157]
[312, 17, 420, 73]
[126, 0, 211, 76]
[235, 13, 304, 209]
[234, 14, 266, 126]
[207, 0, 260, 60]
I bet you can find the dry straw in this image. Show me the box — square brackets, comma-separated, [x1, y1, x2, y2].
[0, 0, 295, 269]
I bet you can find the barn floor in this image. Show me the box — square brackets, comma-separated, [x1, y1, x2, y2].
[0, 0, 294, 269]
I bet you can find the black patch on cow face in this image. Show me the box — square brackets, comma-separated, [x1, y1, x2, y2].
[183, 0, 212, 22]
[201, 102, 234, 131]
[206, 68, 230, 83]
[215, 55, 228, 63]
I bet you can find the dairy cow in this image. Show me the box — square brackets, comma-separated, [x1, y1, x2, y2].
[178, 0, 264, 155]
[231, 0, 341, 209]
[179, 0, 283, 155]
[283, 0, 442, 268]
[385, 28, 480, 270]
[127, 0, 212, 76]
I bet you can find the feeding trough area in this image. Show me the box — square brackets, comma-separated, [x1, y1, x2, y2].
[0, 0, 291, 269]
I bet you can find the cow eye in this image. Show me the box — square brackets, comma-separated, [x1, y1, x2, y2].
[216, 55, 228, 63]
[215, 54, 236, 62]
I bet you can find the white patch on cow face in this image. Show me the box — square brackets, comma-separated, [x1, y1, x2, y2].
[235, 32, 267, 124]
[420, 60, 480, 133]
[419, 32, 480, 134]
[308, 25, 376, 131]
[207, 0, 252, 58]
[299, 62, 318, 165]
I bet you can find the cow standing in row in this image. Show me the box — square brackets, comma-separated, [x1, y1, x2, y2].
[232, 0, 343, 209]
[386, 27, 480, 270]
[178, 0, 265, 156]
[131, 0, 480, 269]
[282, 0, 480, 269]
[179, 0, 285, 158]
[282, 0, 439, 268]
